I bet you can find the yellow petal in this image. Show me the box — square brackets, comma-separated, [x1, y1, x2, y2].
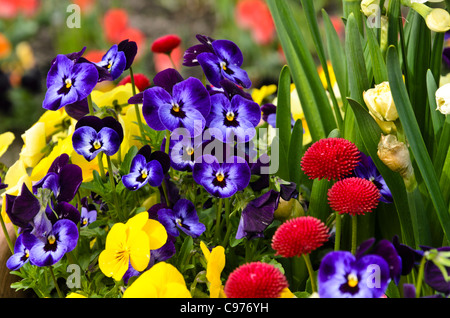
[126, 211, 149, 232]
[206, 246, 225, 298]
[280, 288, 296, 298]
[123, 262, 190, 298]
[128, 230, 150, 272]
[19, 122, 47, 168]
[105, 223, 128, 250]
[0, 131, 15, 158]
[142, 219, 168, 250]
[200, 241, 211, 261]
[98, 248, 129, 281]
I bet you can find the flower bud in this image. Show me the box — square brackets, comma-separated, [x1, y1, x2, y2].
[274, 198, 304, 220]
[377, 134, 413, 180]
[361, 0, 379, 17]
[425, 8, 450, 33]
[435, 83, 450, 115]
[363, 82, 399, 122]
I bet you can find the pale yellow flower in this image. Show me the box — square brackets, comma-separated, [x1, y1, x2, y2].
[0, 131, 15, 158]
[91, 83, 137, 115]
[363, 81, 398, 122]
[19, 122, 47, 168]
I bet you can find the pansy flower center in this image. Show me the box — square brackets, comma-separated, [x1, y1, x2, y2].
[65, 78, 72, 89]
[172, 102, 181, 113]
[93, 140, 102, 150]
[141, 170, 148, 180]
[82, 217, 88, 226]
[176, 218, 183, 227]
[216, 172, 225, 182]
[107, 61, 112, 70]
[347, 273, 358, 288]
[220, 61, 227, 71]
[186, 146, 194, 156]
[48, 234, 56, 245]
[25, 249, 30, 258]
[226, 111, 235, 122]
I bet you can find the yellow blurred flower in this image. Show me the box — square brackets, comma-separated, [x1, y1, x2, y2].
[91, 83, 137, 114]
[0, 131, 15, 158]
[99, 212, 167, 281]
[19, 122, 47, 168]
[318, 61, 336, 90]
[200, 241, 226, 298]
[123, 262, 191, 298]
[251, 84, 277, 105]
[66, 292, 87, 298]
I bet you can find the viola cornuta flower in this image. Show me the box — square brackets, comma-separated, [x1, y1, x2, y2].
[197, 39, 252, 89]
[22, 219, 79, 267]
[72, 115, 124, 161]
[122, 151, 164, 191]
[157, 199, 206, 238]
[193, 154, 251, 198]
[96, 44, 127, 80]
[6, 234, 32, 270]
[32, 153, 83, 203]
[142, 71, 211, 137]
[183, 34, 215, 67]
[206, 93, 261, 143]
[318, 250, 390, 298]
[42, 54, 98, 111]
[5, 183, 41, 228]
[80, 202, 97, 227]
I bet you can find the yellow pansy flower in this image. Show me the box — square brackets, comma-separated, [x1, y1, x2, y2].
[91, 83, 137, 115]
[36, 108, 69, 138]
[123, 262, 191, 298]
[19, 122, 47, 168]
[200, 241, 226, 298]
[99, 212, 167, 281]
[251, 84, 277, 105]
[0, 131, 15, 158]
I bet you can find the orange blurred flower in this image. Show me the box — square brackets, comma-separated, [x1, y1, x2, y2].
[0, 33, 11, 59]
[235, 0, 275, 45]
[153, 46, 182, 73]
[103, 8, 146, 57]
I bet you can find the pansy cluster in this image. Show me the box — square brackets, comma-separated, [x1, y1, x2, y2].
[1, 28, 450, 301]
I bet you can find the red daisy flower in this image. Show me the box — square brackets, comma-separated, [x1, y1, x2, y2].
[118, 73, 151, 91]
[328, 177, 380, 215]
[151, 34, 182, 54]
[301, 137, 360, 181]
[271, 216, 330, 258]
[224, 262, 289, 298]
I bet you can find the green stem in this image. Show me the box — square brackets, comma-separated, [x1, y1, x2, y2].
[161, 179, 171, 208]
[165, 130, 171, 154]
[351, 215, 358, 255]
[302, 253, 317, 294]
[221, 197, 232, 247]
[97, 152, 106, 181]
[129, 67, 147, 142]
[334, 211, 342, 251]
[214, 198, 223, 243]
[167, 53, 177, 70]
[0, 212, 14, 254]
[87, 94, 94, 116]
[49, 266, 64, 298]
[415, 256, 427, 298]
[106, 155, 123, 221]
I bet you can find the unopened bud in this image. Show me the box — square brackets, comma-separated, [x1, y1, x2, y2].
[435, 83, 450, 115]
[377, 134, 413, 180]
[274, 198, 304, 220]
[363, 82, 399, 122]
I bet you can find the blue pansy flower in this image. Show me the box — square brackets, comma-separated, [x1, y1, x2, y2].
[6, 234, 32, 270]
[157, 199, 206, 238]
[96, 44, 127, 80]
[122, 147, 164, 191]
[206, 93, 260, 143]
[72, 115, 124, 162]
[42, 53, 98, 111]
[196, 39, 252, 89]
[318, 250, 391, 298]
[193, 154, 251, 198]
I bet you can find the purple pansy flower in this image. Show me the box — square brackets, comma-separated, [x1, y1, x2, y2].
[5, 183, 40, 228]
[117, 39, 138, 70]
[193, 154, 251, 198]
[157, 199, 206, 238]
[422, 246, 450, 295]
[318, 250, 391, 298]
[0, 177, 7, 191]
[96, 44, 127, 81]
[353, 152, 393, 203]
[141, 69, 211, 137]
[206, 93, 260, 143]
[42, 54, 98, 111]
[196, 39, 252, 89]
[72, 115, 124, 161]
[79, 198, 97, 227]
[236, 189, 280, 240]
[32, 154, 83, 203]
[6, 234, 32, 270]
[183, 34, 215, 67]
[21, 219, 79, 267]
[122, 150, 164, 191]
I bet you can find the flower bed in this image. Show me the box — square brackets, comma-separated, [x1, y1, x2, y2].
[1, 0, 450, 300]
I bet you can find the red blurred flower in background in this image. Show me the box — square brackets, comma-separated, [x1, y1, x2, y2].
[103, 8, 145, 58]
[151, 35, 182, 72]
[235, 0, 275, 45]
[0, 0, 40, 19]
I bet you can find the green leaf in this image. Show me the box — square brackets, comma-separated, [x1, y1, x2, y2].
[386, 46, 450, 244]
[275, 65, 292, 181]
[288, 119, 304, 187]
[347, 98, 415, 248]
[426, 70, 444, 141]
[366, 22, 388, 84]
